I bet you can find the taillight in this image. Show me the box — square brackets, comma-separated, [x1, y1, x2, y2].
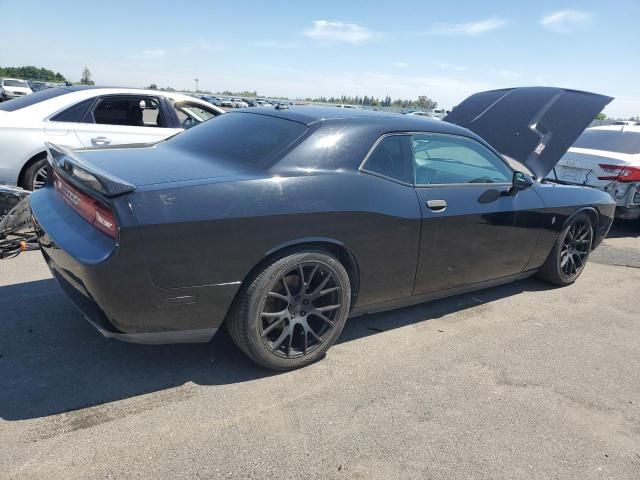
[598, 164, 640, 182]
[53, 172, 118, 238]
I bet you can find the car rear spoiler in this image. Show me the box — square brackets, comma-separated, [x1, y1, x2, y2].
[45, 142, 136, 197]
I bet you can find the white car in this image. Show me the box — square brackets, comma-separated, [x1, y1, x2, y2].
[0, 78, 33, 101]
[555, 125, 640, 220]
[426, 108, 451, 119]
[406, 111, 441, 119]
[0, 86, 225, 189]
[230, 98, 248, 108]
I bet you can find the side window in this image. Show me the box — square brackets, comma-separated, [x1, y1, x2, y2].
[412, 134, 512, 185]
[362, 135, 414, 184]
[172, 102, 219, 129]
[92, 96, 163, 127]
[50, 98, 95, 123]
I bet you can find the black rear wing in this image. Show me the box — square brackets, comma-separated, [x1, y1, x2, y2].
[46, 143, 136, 197]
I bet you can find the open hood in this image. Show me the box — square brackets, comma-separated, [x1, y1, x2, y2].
[443, 87, 613, 179]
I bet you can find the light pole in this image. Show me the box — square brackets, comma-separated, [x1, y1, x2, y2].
[194, 78, 199, 92]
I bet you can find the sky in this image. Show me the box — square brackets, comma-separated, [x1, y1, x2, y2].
[1, 0, 639, 117]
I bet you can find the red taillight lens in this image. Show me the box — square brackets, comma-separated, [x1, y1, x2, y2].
[598, 164, 640, 182]
[53, 172, 118, 238]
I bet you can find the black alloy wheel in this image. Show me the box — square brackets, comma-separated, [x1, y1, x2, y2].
[260, 262, 342, 358]
[537, 212, 594, 286]
[559, 219, 593, 280]
[227, 250, 351, 370]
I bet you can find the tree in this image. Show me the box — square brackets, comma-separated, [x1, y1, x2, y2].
[595, 112, 607, 120]
[0, 65, 66, 82]
[147, 83, 158, 90]
[416, 95, 437, 110]
[80, 67, 94, 85]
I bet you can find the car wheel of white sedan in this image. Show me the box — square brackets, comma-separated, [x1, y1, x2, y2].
[23, 157, 49, 190]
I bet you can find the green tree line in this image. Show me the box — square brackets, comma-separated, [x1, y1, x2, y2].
[305, 94, 437, 109]
[0, 66, 66, 82]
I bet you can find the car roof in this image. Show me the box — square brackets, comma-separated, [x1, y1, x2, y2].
[587, 124, 640, 133]
[232, 106, 469, 135]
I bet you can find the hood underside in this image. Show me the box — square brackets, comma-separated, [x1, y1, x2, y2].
[443, 87, 613, 179]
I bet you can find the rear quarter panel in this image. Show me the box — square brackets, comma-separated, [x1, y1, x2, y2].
[129, 171, 422, 307]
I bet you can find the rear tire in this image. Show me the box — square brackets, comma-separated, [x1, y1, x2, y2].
[536, 213, 593, 286]
[227, 249, 351, 370]
[22, 157, 48, 190]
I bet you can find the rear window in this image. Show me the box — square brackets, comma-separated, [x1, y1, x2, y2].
[169, 112, 308, 167]
[0, 87, 71, 112]
[573, 129, 640, 155]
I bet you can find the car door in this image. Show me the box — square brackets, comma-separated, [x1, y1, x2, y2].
[410, 132, 545, 295]
[73, 95, 182, 148]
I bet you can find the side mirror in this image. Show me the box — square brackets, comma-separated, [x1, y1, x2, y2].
[511, 171, 534, 193]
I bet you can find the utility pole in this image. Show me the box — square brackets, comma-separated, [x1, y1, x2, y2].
[194, 78, 199, 92]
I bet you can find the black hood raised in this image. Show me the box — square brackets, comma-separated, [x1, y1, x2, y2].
[443, 87, 613, 179]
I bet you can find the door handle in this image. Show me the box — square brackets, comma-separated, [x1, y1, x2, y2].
[91, 136, 111, 146]
[426, 199, 447, 212]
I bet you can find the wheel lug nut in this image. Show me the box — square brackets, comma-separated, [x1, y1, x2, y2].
[301, 311, 306, 316]
[303, 300, 309, 305]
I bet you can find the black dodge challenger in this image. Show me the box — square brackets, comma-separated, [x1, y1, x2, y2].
[29, 87, 615, 370]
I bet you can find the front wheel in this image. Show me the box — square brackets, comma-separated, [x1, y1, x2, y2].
[227, 250, 351, 370]
[536, 213, 594, 286]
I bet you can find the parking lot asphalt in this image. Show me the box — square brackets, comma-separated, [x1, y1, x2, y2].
[0, 221, 639, 479]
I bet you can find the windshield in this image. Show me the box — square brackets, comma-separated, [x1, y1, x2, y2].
[169, 112, 308, 168]
[573, 129, 640, 155]
[3, 79, 27, 87]
[0, 87, 71, 112]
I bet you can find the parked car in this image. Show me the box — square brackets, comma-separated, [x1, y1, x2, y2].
[257, 100, 273, 107]
[29, 86, 613, 370]
[217, 98, 233, 108]
[427, 108, 451, 119]
[0, 78, 32, 101]
[406, 111, 441, 119]
[555, 125, 640, 220]
[611, 120, 636, 126]
[229, 98, 249, 108]
[199, 95, 218, 105]
[0, 86, 224, 190]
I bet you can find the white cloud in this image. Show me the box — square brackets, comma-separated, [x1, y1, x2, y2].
[430, 18, 507, 36]
[251, 40, 299, 49]
[433, 62, 468, 72]
[181, 40, 225, 54]
[127, 49, 167, 59]
[304, 20, 373, 45]
[493, 69, 524, 80]
[541, 10, 593, 33]
[392, 61, 409, 68]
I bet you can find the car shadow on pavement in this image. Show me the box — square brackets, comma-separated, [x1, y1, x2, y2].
[0, 276, 553, 421]
[607, 219, 639, 239]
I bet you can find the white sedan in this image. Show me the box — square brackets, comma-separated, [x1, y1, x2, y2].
[230, 98, 249, 108]
[555, 125, 640, 220]
[0, 86, 225, 189]
[0, 78, 32, 101]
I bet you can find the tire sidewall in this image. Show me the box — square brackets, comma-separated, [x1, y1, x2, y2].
[551, 213, 593, 285]
[244, 250, 351, 370]
[23, 157, 48, 191]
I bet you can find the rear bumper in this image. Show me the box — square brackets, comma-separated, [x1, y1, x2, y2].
[616, 206, 640, 221]
[30, 186, 239, 344]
